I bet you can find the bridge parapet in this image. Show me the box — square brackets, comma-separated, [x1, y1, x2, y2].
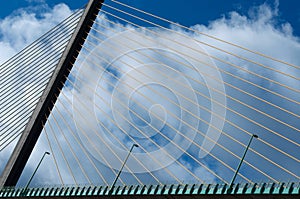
[0, 182, 299, 198]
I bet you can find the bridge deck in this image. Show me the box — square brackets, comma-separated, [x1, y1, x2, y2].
[0, 182, 299, 198]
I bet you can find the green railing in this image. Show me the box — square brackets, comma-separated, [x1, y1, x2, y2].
[0, 182, 299, 197]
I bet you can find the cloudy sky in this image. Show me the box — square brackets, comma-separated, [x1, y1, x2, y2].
[1, 0, 300, 188]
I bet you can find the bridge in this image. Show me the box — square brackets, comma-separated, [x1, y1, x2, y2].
[0, 0, 300, 198]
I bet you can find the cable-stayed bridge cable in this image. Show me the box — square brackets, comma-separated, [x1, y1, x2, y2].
[91, 12, 300, 161]
[2, 0, 300, 188]
[82, 19, 299, 169]
[110, 0, 300, 71]
[0, 9, 84, 151]
[78, 33, 297, 181]
[99, 9, 300, 101]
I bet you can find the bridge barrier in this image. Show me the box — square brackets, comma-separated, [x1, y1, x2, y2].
[0, 182, 299, 197]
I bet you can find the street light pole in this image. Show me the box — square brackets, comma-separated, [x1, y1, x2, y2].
[24, 151, 50, 192]
[229, 134, 258, 188]
[110, 144, 138, 192]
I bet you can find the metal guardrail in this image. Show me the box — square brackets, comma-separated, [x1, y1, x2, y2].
[0, 182, 299, 197]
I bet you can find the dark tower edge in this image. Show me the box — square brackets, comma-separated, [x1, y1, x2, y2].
[0, 0, 104, 187]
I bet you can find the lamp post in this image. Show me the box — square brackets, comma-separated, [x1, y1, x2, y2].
[229, 134, 258, 188]
[110, 144, 138, 192]
[24, 151, 50, 192]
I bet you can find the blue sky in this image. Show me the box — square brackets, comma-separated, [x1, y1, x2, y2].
[1, 0, 300, 187]
[1, 0, 299, 36]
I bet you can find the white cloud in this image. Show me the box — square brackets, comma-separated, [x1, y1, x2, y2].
[0, 3, 72, 55]
[0, 2, 74, 186]
[0, 41, 17, 64]
[26, 0, 46, 3]
[191, 2, 300, 183]
[193, 2, 299, 62]
[71, 1, 300, 185]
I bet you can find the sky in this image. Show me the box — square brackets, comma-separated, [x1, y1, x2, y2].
[1, 0, 300, 188]
[0, 0, 299, 64]
[0, 0, 300, 36]
[0, 0, 299, 59]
